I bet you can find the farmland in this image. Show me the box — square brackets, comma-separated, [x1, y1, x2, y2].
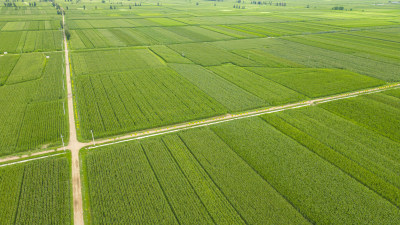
[82, 90, 400, 224]
[0, 153, 72, 224]
[62, 0, 400, 140]
[0, 0, 400, 224]
[0, 51, 68, 156]
[0, 2, 68, 156]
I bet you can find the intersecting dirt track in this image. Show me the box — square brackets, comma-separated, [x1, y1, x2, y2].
[0, 12, 399, 225]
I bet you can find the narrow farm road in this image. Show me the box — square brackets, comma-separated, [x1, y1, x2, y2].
[88, 82, 400, 149]
[0, 82, 398, 164]
[0, 38, 398, 224]
[63, 13, 85, 225]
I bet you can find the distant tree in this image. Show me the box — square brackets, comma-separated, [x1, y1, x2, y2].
[83, 5, 86, 10]
[65, 27, 71, 40]
[332, 6, 344, 10]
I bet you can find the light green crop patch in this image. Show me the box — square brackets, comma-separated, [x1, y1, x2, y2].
[146, 17, 186, 26]
[247, 67, 385, 98]
[0, 54, 20, 86]
[7, 53, 46, 85]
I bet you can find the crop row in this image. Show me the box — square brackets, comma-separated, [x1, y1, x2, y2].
[75, 68, 226, 139]
[82, 129, 308, 224]
[247, 67, 385, 98]
[263, 105, 400, 208]
[284, 32, 400, 63]
[0, 154, 71, 224]
[0, 30, 62, 53]
[211, 115, 400, 224]
[169, 42, 257, 66]
[71, 48, 165, 76]
[1, 20, 60, 31]
[0, 52, 67, 156]
[208, 64, 306, 105]
[170, 63, 267, 111]
[83, 92, 400, 224]
[320, 90, 400, 143]
[259, 38, 400, 81]
[68, 26, 233, 50]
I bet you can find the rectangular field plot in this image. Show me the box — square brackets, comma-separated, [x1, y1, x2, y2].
[247, 68, 385, 98]
[211, 117, 400, 224]
[284, 33, 400, 63]
[0, 30, 62, 53]
[232, 48, 304, 67]
[163, 26, 234, 42]
[0, 31, 22, 53]
[170, 63, 267, 111]
[0, 54, 20, 85]
[0, 20, 59, 31]
[71, 48, 165, 76]
[263, 105, 400, 208]
[1, 21, 26, 31]
[261, 38, 400, 82]
[0, 52, 67, 156]
[0, 154, 72, 224]
[173, 15, 288, 25]
[169, 43, 257, 66]
[81, 130, 308, 225]
[136, 27, 193, 44]
[201, 25, 260, 39]
[317, 19, 397, 28]
[150, 45, 193, 64]
[86, 19, 135, 28]
[208, 64, 306, 105]
[69, 28, 160, 50]
[6, 53, 46, 85]
[146, 17, 186, 26]
[75, 68, 227, 139]
[319, 91, 400, 143]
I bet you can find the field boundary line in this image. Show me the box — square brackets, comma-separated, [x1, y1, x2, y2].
[0, 152, 66, 168]
[86, 83, 400, 150]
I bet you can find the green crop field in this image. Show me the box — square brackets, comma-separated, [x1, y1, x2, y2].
[81, 91, 400, 224]
[0, 2, 68, 156]
[0, 52, 68, 156]
[1, 0, 400, 224]
[0, 153, 72, 224]
[60, 0, 400, 140]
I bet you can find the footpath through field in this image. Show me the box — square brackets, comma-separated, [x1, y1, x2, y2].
[87, 82, 400, 150]
[62, 13, 86, 225]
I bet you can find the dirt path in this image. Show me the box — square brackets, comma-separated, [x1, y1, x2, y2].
[0, 152, 66, 168]
[0, 82, 398, 162]
[88, 83, 400, 149]
[0, 52, 398, 225]
[62, 13, 85, 225]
